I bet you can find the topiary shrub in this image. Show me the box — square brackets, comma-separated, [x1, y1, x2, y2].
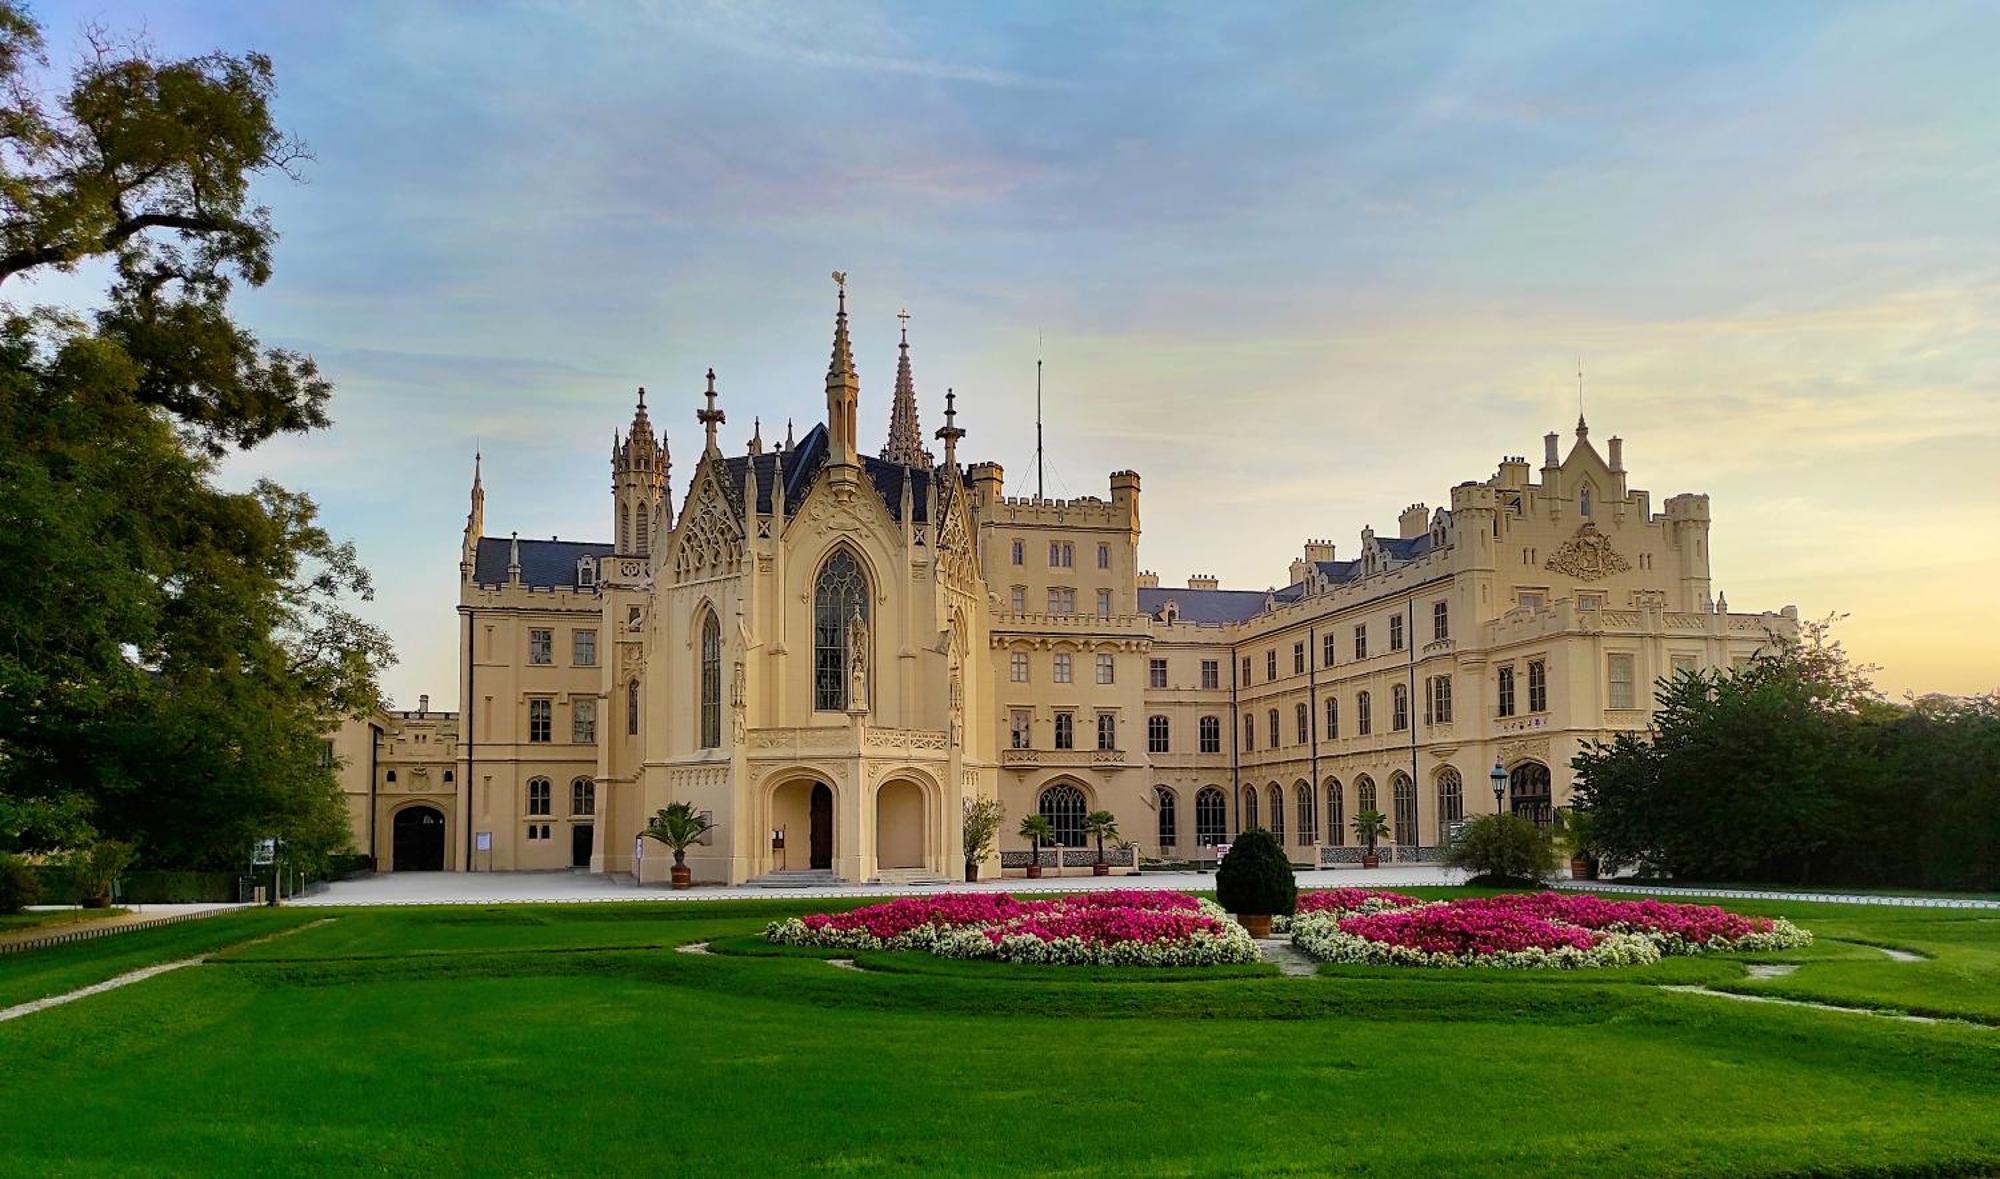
[0, 854, 40, 914]
[1445, 814, 1558, 886]
[1215, 829, 1297, 917]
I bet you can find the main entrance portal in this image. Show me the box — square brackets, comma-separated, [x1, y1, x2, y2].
[391, 806, 445, 872]
[809, 783, 833, 870]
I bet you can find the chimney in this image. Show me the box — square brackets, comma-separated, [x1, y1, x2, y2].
[1607, 435, 1624, 472]
[1136, 570, 1159, 589]
[1303, 539, 1336, 564]
[1398, 503, 1429, 540]
[1188, 574, 1219, 591]
[1289, 557, 1309, 585]
[418, 694, 429, 715]
[1543, 432, 1560, 467]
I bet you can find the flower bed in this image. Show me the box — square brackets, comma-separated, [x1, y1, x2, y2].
[1271, 888, 1421, 933]
[765, 891, 1257, 966]
[1290, 892, 1810, 970]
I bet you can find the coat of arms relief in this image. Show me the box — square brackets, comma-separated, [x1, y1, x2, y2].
[1543, 522, 1631, 582]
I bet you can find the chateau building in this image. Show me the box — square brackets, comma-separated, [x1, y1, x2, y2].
[330, 277, 1794, 882]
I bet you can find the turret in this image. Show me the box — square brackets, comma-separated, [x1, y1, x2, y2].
[826, 271, 859, 467]
[459, 451, 484, 579]
[612, 387, 668, 558]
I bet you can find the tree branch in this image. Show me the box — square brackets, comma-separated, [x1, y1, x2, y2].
[0, 209, 242, 285]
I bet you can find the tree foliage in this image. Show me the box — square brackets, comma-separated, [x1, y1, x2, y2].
[0, 5, 389, 872]
[1444, 815, 1557, 885]
[1573, 619, 2000, 890]
[1215, 828, 1296, 917]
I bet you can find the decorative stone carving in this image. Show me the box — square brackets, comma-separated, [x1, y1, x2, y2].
[1543, 522, 1631, 582]
[846, 608, 869, 713]
[1498, 736, 1551, 765]
[672, 472, 744, 582]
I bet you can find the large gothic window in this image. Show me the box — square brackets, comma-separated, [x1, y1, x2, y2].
[1155, 786, 1177, 850]
[814, 549, 869, 711]
[1194, 787, 1227, 846]
[1038, 783, 1088, 848]
[1324, 779, 1345, 846]
[698, 611, 721, 748]
[1391, 773, 1418, 847]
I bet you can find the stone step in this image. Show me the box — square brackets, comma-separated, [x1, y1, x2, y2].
[750, 870, 840, 889]
[872, 869, 955, 886]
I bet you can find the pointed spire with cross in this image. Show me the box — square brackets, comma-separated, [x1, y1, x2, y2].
[882, 305, 932, 466]
[697, 367, 726, 454]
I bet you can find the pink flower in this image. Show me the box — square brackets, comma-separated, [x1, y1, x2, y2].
[1295, 888, 1422, 915]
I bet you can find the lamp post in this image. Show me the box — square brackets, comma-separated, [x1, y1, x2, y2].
[1490, 761, 1507, 816]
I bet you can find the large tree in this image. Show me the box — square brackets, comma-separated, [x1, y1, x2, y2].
[0, 6, 390, 870]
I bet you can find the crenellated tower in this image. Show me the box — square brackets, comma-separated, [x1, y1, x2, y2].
[612, 387, 669, 559]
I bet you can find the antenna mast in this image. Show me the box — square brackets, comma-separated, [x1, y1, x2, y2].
[1035, 332, 1045, 501]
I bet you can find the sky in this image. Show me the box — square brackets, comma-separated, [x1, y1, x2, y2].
[23, 1, 2000, 704]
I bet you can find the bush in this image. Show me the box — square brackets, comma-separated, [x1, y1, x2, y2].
[1215, 829, 1297, 917]
[1, 854, 40, 914]
[1445, 815, 1557, 885]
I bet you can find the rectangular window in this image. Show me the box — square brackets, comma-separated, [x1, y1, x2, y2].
[1425, 676, 1452, 725]
[1049, 541, 1073, 568]
[1096, 653, 1115, 684]
[1266, 649, 1277, 681]
[1357, 693, 1372, 736]
[1497, 666, 1516, 717]
[1241, 657, 1252, 686]
[1608, 654, 1635, 709]
[1048, 587, 1076, 615]
[1578, 592, 1603, 612]
[1293, 642, 1305, 674]
[317, 740, 336, 769]
[572, 779, 595, 816]
[1528, 659, 1548, 712]
[1097, 543, 1111, 570]
[573, 629, 597, 667]
[1389, 614, 1405, 651]
[1097, 711, 1117, 751]
[1011, 539, 1024, 566]
[1148, 714, 1170, 754]
[528, 778, 551, 815]
[1010, 585, 1026, 613]
[529, 628, 553, 665]
[1054, 711, 1075, 750]
[1392, 683, 1409, 731]
[1519, 590, 1546, 611]
[1325, 695, 1339, 739]
[526, 823, 548, 842]
[1433, 601, 1449, 642]
[1242, 713, 1254, 752]
[1011, 652, 1029, 683]
[1149, 658, 1168, 689]
[1199, 715, 1221, 754]
[572, 698, 596, 743]
[1353, 624, 1367, 660]
[1200, 660, 1220, 690]
[528, 698, 552, 743]
[1268, 710, 1281, 748]
[1097, 588, 1112, 618]
[1671, 654, 1698, 677]
[1295, 702, 1308, 745]
[1323, 632, 1337, 667]
[1051, 653, 1073, 684]
[1010, 709, 1032, 749]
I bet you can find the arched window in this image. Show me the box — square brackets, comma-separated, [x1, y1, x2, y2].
[636, 501, 650, 558]
[1147, 714, 1170, 754]
[1155, 786, 1177, 850]
[1325, 695, 1339, 738]
[1294, 702, 1308, 745]
[1267, 783, 1285, 840]
[1199, 715, 1221, 753]
[813, 549, 869, 711]
[1324, 779, 1345, 846]
[1242, 784, 1259, 831]
[571, 777, 595, 816]
[1391, 772, 1418, 847]
[1195, 786, 1227, 846]
[1579, 485, 1593, 517]
[1356, 691, 1373, 736]
[627, 679, 640, 736]
[1242, 712, 1255, 752]
[1038, 783, 1088, 848]
[1356, 774, 1377, 815]
[1295, 781, 1316, 845]
[698, 612, 721, 748]
[1391, 682, 1410, 731]
[1436, 767, 1464, 839]
[1267, 708, 1280, 748]
[1509, 762, 1553, 827]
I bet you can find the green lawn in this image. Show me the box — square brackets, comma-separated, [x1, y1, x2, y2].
[0, 906, 129, 935]
[1, 893, 1997, 1176]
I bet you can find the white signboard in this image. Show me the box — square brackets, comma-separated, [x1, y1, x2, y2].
[475, 831, 493, 852]
[252, 838, 277, 866]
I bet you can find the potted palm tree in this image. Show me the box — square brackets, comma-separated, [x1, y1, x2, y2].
[1351, 809, 1390, 869]
[72, 840, 134, 909]
[962, 797, 1005, 883]
[1019, 814, 1054, 879]
[1083, 810, 1120, 877]
[643, 802, 714, 889]
[1554, 806, 1601, 881]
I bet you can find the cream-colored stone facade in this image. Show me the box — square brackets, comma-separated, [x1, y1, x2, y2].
[330, 281, 1794, 881]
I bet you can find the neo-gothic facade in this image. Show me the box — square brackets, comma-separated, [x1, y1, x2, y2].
[331, 279, 1795, 883]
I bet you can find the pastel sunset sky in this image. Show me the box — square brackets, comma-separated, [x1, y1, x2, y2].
[26, 1, 1999, 704]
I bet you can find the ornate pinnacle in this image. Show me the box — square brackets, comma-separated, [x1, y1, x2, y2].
[697, 367, 726, 453]
[881, 305, 931, 466]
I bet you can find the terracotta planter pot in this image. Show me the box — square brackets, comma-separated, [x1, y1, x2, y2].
[964, 861, 980, 883]
[670, 864, 692, 889]
[80, 894, 112, 910]
[1570, 856, 1598, 881]
[1239, 913, 1273, 938]
[1026, 863, 1043, 879]
[1361, 852, 1381, 869]
[1092, 862, 1110, 877]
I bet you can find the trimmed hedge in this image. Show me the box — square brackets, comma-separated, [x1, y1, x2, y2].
[30, 866, 236, 904]
[1215, 829, 1297, 917]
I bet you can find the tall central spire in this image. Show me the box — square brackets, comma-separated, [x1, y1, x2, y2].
[881, 306, 931, 467]
[826, 271, 859, 466]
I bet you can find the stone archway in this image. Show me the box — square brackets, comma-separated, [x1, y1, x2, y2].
[1509, 762, 1553, 828]
[771, 777, 836, 872]
[874, 779, 928, 871]
[391, 805, 445, 872]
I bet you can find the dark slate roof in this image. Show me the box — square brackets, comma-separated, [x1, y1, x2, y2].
[715, 422, 933, 523]
[1377, 534, 1434, 560]
[1140, 586, 1271, 625]
[472, 537, 613, 588]
[1316, 559, 1361, 584]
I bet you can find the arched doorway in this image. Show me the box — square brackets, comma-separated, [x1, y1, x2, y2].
[392, 806, 445, 872]
[771, 778, 836, 872]
[875, 780, 927, 870]
[1510, 762, 1553, 827]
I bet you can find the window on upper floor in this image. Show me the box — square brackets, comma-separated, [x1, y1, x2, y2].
[1518, 590, 1546, 611]
[1010, 652, 1029, 683]
[1096, 588, 1112, 618]
[573, 629, 597, 667]
[1293, 642, 1305, 674]
[1097, 543, 1110, 570]
[1096, 653, 1115, 685]
[1295, 701, 1308, 745]
[1389, 614, 1405, 652]
[700, 611, 724, 744]
[1671, 654, 1698, 677]
[1267, 708, 1280, 748]
[1199, 715, 1221, 754]
[1241, 712, 1255, 752]
[1580, 485, 1593, 517]
[1356, 691, 1373, 736]
[1425, 676, 1452, 726]
[1049, 541, 1073, 568]
[1325, 695, 1339, 739]
[1053, 653, 1073, 684]
[1200, 660, 1220, 690]
[1608, 654, 1636, 709]
[1048, 587, 1076, 615]
[627, 679, 641, 735]
[812, 550, 867, 713]
[1497, 666, 1516, 717]
[527, 777, 551, 816]
[1528, 659, 1548, 712]
[1323, 632, 1337, 668]
[1010, 709, 1032, 749]
[529, 628, 553, 665]
[1147, 714, 1170, 754]
[1097, 711, 1117, 751]
[1054, 711, 1075, 750]
[1241, 657, 1252, 687]
[528, 698, 552, 743]
[1578, 592, 1603, 612]
[1149, 658, 1168, 689]
[1011, 538, 1024, 566]
[1010, 585, 1026, 613]
[572, 698, 596, 743]
[1353, 624, 1368, 660]
[1266, 650, 1278, 681]
[1391, 683, 1409, 731]
[1432, 601, 1449, 643]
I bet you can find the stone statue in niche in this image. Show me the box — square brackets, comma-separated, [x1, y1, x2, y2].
[846, 607, 869, 713]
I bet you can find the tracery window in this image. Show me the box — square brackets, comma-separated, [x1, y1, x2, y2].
[813, 550, 868, 711]
[699, 612, 722, 747]
[1195, 787, 1227, 846]
[1296, 781, 1317, 845]
[1391, 773, 1418, 847]
[1038, 784, 1087, 847]
[1267, 784, 1285, 840]
[1155, 786, 1178, 849]
[1324, 779, 1345, 846]
[571, 777, 595, 816]
[1436, 767, 1463, 837]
